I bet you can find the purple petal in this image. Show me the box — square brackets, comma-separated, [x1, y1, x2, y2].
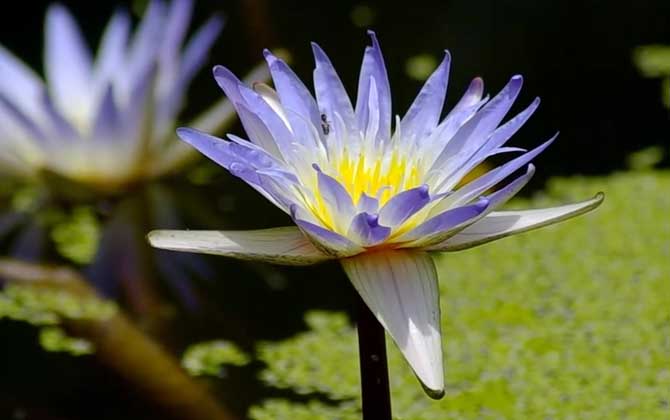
[396, 198, 490, 246]
[264, 50, 322, 144]
[446, 134, 556, 207]
[430, 75, 523, 175]
[378, 185, 431, 227]
[94, 11, 130, 87]
[311, 42, 356, 132]
[484, 164, 535, 211]
[91, 85, 121, 141]
[45, 4, 93, 112]
[233, 101, 284, 159]
[0, 94, 46, 142]
[40, 92, 79, 140]
[125, 0, 166, 92]
[357, 192, 379, 213]
[179, 15, 223, 82]
[443, 77, 485, 120]
[316, 168, 355, 221]
[401, 51, 451, 139]
[161, 0, 194, 61]
[157, 15, 223, 126]
[480, 97, 540, 156]
[291, 204, 363, 257]
[355, 31, 391, 143]
[177, 127, 231, 167]
[213, 66, 293, 153]
[347, 212, 392, 246]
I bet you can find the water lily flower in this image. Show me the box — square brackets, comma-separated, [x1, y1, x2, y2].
[0, 0, 263, 192]
[148, 32, 603, 397]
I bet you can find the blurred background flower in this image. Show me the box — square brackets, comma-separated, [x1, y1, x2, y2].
[0, 0, 272, 320]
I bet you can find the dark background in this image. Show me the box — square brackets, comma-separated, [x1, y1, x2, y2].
[2, 0, 669, 178]
[0, 1, 668, 419]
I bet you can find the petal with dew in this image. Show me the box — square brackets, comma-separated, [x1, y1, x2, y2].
[427, 193, 604, 251]
[341, 250, 444, 398]
[148, 226, 331, 266]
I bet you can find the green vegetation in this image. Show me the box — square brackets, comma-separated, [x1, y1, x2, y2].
[252, 170, 670, 419]
[633, 45, 670, 107]
[0, 285, 116, 356]
[182, 340, 251, 377]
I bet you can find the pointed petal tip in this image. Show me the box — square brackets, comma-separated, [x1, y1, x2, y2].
[422, 382, 446, 400]
[212, 64, 235, 81]
[175, 126, 196, 140]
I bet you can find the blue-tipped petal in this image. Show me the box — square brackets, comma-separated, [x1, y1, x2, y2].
[401, 51, 451, 139]
[355, 31, 391, 143]
[347, 212, 392, 247]
[378, 185, 431, 227]
[397, 198, 490, 246]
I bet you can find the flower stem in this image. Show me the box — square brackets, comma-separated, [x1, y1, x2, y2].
[356, 293, 392, 420]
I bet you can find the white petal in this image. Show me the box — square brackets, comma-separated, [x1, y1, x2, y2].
[427, 192, 604, 251]
[341, 250, 445, 398]
[0, 45, 44, 120]
[147, 227, 332, 266]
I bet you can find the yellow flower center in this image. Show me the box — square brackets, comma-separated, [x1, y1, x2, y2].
[309, 148, 424, 232]
[334, 149, 422, 205]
